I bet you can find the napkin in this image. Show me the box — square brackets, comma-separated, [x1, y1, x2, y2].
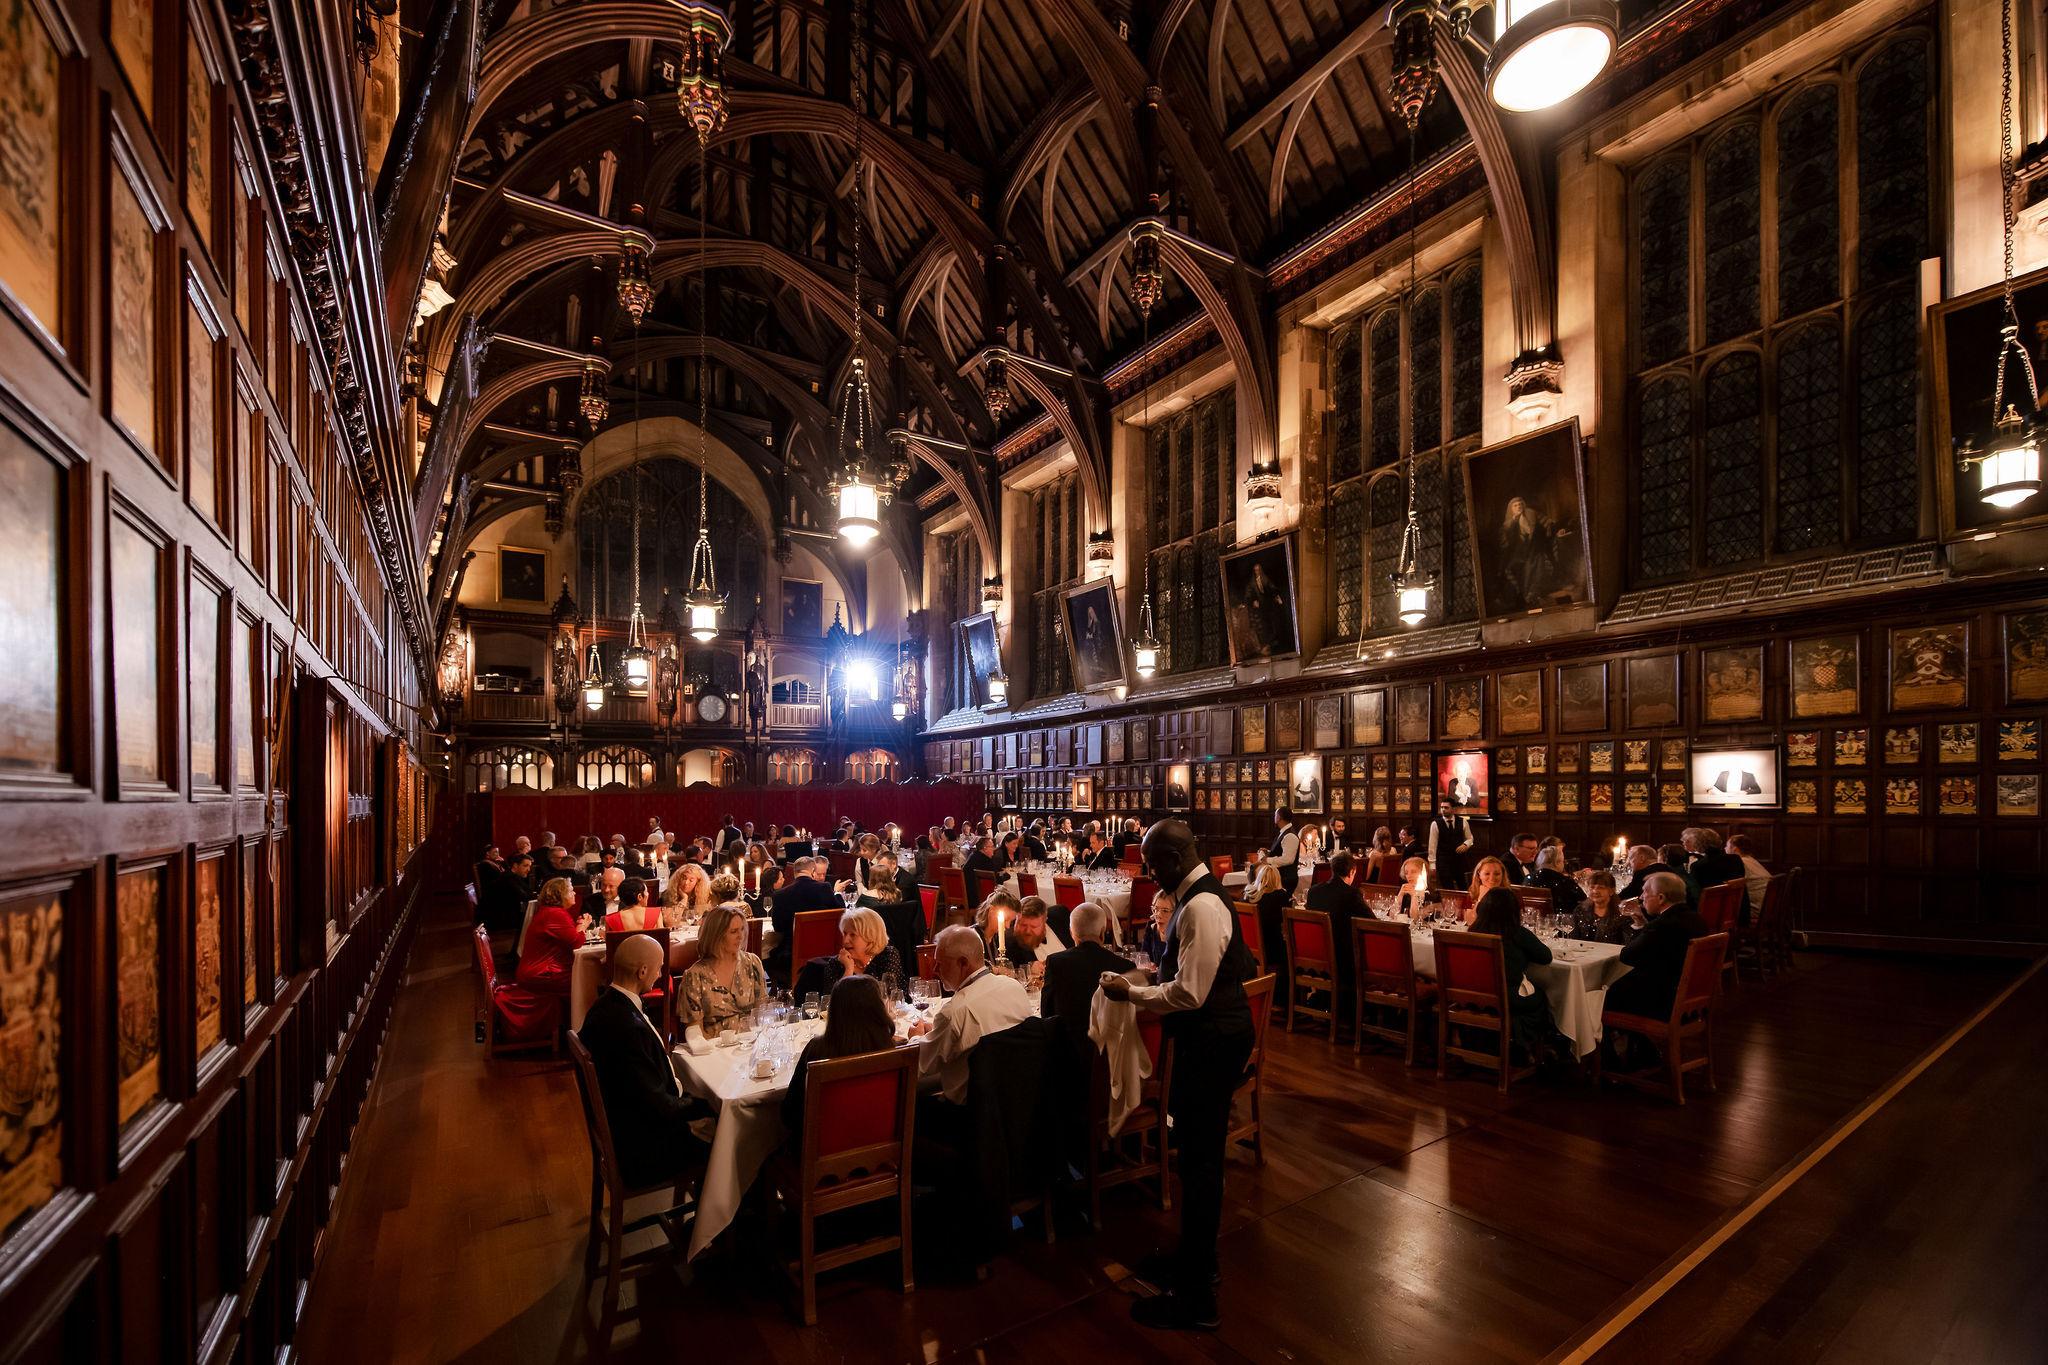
[1088, 972, 1152, 1137]
[680, 1025, 714, 1055]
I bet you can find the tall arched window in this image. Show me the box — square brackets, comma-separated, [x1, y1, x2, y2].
[1144, 387, 1235, 673]
[466, 746, 554, 792]
[1028, 473, 1079, 698]
[575, 458, 764, 620]
[1627, 32, 1932, 582]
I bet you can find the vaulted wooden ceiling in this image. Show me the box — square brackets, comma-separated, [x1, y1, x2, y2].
[419, 0, 1481, 586]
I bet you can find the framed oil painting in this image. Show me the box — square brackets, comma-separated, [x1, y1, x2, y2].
[1689, 747, 1779, 809]
[1558, 662, 1608, 732]
[1889, 623, 1970, 711]
[1436, 751, 1490, 816]
[1996, 774, 2041, 817]
[1240, 704, 1267, 754]
[1789, 634, 1861, 718]
[781, 578, 824, 637]
[1060, 579, 1126, 692]
[1349, 689, 1385, 746]
[1218, 535, 1300, 664]
[1272, 699, 1302, 751]
[1288, 754, 1324, 814]
[1311, 696, 1342, 750]
[958, 612, 1002, 707]
[1165, 763, 1191, 811]
[1070, 775, 1093, 812]
[1498, 669, 1543, 736]
[1393, 684, 1431, 745]
[1440, 677, 1483, 741]
[497, 546, 547, 603]
[1462, 418, 1594, 618]
[1701, 645, 1765, 723]
[2004, 609, 2048, 703]
[1624, 654, 1681, 728]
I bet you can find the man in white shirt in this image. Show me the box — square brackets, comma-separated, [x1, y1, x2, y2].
[1100, 821, 1257, 1332]
[908, 926, 1032, 1105]
[1269, 807, 1302, 894]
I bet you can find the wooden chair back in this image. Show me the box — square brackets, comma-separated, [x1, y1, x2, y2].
[827, 850, 859, 884]
[1311, 861, 1334, 886]
[1231, 900, 1266, 972]
[565, 1032, 628, 1199]
[918, 883, 940, 927]
[1229, 973, 1279, 1163]
[1597, 933, 1730, 1105]
[1437, 889, 1473, 919]
[790, 908, 843, 971]
[1208, 855, 1234, 878]
[1697, 880, 1743, 933]
[746, 915, 766, 957]
[1435, 931, 1531, 1093]
[1353, 918, 1429, 1064]
[786, 1044, 920, 1322]
[1281, 907, 1337, 1037]
[915, 941, 938, 979]
[1512, 885, 1553, 915]
[1051, 874, 1087, 909]
[963, 867, 996, 911]
[938, 865, 968, 912]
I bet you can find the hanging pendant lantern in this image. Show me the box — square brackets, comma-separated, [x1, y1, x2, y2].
[684, 468, 727, 639]
[983, 350, 1013, 422]
[1393, 512, 1436, 627]
[1488, 0, 1619, 114]
[675, 3, 732, 143]
[835, 465, 883, 547]
[1129, 220, 1166, 318]
[1244, 457, 1283, 515]
[1132, 561, 1162, 679]
[577, 354, 609, 427]
[617, 236, 655, 323]
[831, 1, 892, 551]
[987, 662, 1009, 705]
[581, 643, 607, 711]
[1957, 0, 2045, 515]
[1388, 0, 1440, 131]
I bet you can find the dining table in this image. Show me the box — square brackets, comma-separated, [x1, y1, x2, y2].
[569, 927, 699, 1030]
[1405, 925, 1629, 1058]
[1001, 870, 1134, 944]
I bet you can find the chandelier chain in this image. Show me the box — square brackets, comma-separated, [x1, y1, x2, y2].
[1996, 0, 2040, 415]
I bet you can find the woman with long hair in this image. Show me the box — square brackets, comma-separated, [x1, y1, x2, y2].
[661, 861, 712, 928]
[781, 974, 898, 1140]
[1466, 855, 1511, 921]
[678, 901, 768, 1037]
[1570, 870, 1628, 943]
[1365, 827, 1402, 884]
[1468, 887, 1558, 1059]
[514, 877, 592, 998]
[1251, 859, 1291, 980]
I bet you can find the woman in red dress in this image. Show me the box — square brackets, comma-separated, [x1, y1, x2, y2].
[515, 877, 592, 998]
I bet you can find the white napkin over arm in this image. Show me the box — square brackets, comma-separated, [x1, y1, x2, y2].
[1087, 971, 1153, 1137]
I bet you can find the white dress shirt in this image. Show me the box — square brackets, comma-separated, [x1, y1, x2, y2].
[920, 967, 1033, 1103]
[1129, 866, 1230, 1015]
[1739, 855, 1770, 911]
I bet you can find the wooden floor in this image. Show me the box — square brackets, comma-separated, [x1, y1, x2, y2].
[299, 900, 2024, 1365]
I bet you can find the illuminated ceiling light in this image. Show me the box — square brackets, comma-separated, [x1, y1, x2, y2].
[577, 352, 609, 427]
[891, 697, 909, 722]
[675, 2, 732, 143]
[684, 474, 726, 640]
[1958, 0, 2045, 514]
[835, 459, 882, 547]
[831, 5, 892, 551]
[1244, 458, 1283, 515]
[980, 576, 1004, 616]
[580, 643, 607, 711]
[1132, 562, 1162, 679]
[683, 146, 726, 642]
[848, 658, 880, 702]
[616, 235, 655, 323]
[1487, 0, 1619, 114]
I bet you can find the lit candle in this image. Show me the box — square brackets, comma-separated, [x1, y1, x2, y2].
[996, 908, 1007, 955]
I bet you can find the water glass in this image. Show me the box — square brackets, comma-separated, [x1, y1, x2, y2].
[801, 992, 821, 1021]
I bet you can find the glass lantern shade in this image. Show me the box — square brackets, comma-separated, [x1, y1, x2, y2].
[1488, 0, 1618, 113]
[837, 477, 881, 546]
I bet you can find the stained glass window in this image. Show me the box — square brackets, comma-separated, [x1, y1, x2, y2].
[1366, 475, 1405, 634]
[1775, 322, 1843, 552]
[1635, 155, 1691, 368]
[1331, 482, 1366, 639]
[1028, 475, 1078, 698]
[1369, 310, 1401, 471]
[1449, 266, 1483, 441]
[1855, 287, 1920, 541]
[1856, 37, 1930, 288]
[1329, 324, 1362, 483]
[1703, 124, 1761, 344]
[1776, 85, 1840, 317]
[1636, 375, 1693, 581]
[1146, 388, 1235, 671]
[1409, 288, 1442, 453]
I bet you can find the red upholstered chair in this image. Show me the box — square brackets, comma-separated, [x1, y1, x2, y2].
[1281, 907, 1338, 1040]
[915, 941, 938, 979]
[1229, 973, 1278, 1163]
[790, 909, 843, 976]
[1051, 875, 1086, 910]
[1230, 900, 1266, 974]
[1736, 873, 1796, 980]
[827, 850, 858, 884]
[938, 866, 969, 924]
[565, 1034, 696, 1343]
[766, 1045, 919, 1324]
[473, 924, 560, 1057]
[1085, 1010, 1174, 1225]
[1354, 919, 1436, 1065]
[1117, 855, 1144, 878]
[1512, 885, 1553, 917]
[963, 867, 997, 912]
[1437, 889, 1474, 922]
[1207, 855, 1234, 878]
[1697, 880, 1744, 989]
[1434, 932, 1533, 1094]
[746, 915, 766, 958]
[1311, 862, 1334, 886]
[1596, 932, 1728, 1105]
[918, 883, 940, 930]
[1128, 876, 1159, 940]
[464, 881, 479, 917]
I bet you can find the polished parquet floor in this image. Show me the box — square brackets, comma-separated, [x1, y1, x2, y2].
[298, 900, 2032, 1365]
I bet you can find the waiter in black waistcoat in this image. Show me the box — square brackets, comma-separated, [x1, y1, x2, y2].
[1099, 820, 1257, 1331]
[1268, 806, 1301, 895]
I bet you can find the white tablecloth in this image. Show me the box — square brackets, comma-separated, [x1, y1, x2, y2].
[569, 928, 698, 1029]
[672, 1018, 824, 1258]
[1409, 932, 1628, 1058]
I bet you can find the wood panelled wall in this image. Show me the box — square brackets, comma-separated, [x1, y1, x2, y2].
[927, 585, 2048, 944]
[0, 0, 430, 1358]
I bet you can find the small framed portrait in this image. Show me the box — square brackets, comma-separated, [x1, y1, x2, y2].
[1441, 677, 1484, 741]
[1789, 634, 1862, 718]
[1311, 696, 1343, 750]
[1350, 689, 1386, 746]
[1241, 704, 1267, 754]
[1218, 535, 1301, 664]
[1624, 654, 1682, 729]
[2004, 609, 2048, 703]
[1558, 661, 1609, 732]
[1690, 746, 1780, 809]
[1060, 579, 1126, 691]
[1289, 754, 1324, 813]
[1889, 622, 1970, 711]
[1106, 722, 1126, 764]
[1394, 684, 1431, 745]
[782, 578, 825, 636]
[1436, 750, 1490, 816]
[1272, 699, 1303, 751]
[1165, 762, 1192, 811]
[1702, 645, 1766, 723]
[1071, 775, 1094, 812]
[497, 546, 547, 603]
[1462, 418, 1594, 617]
[1498, 670, 1544, 736]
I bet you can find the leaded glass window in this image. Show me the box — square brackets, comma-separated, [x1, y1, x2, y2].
[1369, 310, 1401, 471]
[1028, 474, 1079, 698]
[1627, 31, 1931, 582]
[1144, 387, 1235, 673]
[1330, 482, 1366, 639]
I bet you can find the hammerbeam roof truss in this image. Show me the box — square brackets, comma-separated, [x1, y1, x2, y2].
[425, 0, 1564, 582]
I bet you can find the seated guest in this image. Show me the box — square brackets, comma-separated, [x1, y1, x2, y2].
[608, 833, 630, 862]
[661, 862, 713, 927]
[1617, 845, 1672, 903]
[906, 927, 1032, 1108]
[1503, 833, 1540, 885]
[678, 902, 768, 1038]
[1531, 845, 1586, 912]
[1727, 833, 1771, 919]
[782, 974, 899, 1141]
[707, 872, 742, 905]
[476, 845, 505, 893]
[1249, 860, 1291, 985]
[1395, 857, 1430, 917]
[1039, 903, 1132, 1036]
[604, 878, 663, 934]
[767, 857, 842, 981]
[997, 831, 1025, 870]
[1364, 827, 1402, 884]
[1684, 826, 1746, 900]
[1465, 856, 1511, 921]
[1327, 816, 1351, 851]
[1136, 888, 1173, 965]
[573, 836, 603, 872]
[1604, 871, 1708, 1041]
[855, 832, 884, 889]
[531, 834, 561, 878]
[1570, 870, 1628, 943]
[1469, 887, 1558, 1060]
[962, 835, 1002, 879]
[479, 850, 535, 936]
[577, 936, 710, 1188]
[1660, 843, 1703, 906]
[1306, 851, 1372, 1013]
[515, 877, 594, 997]
[861, 852, 926, 959]
[976, 893, 1070, 972]
[580, 866, 625, 922]
[1080, 829, 1119, 872]
[794, 906, 907, 1002]
[1395, 827, 1422, 862]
